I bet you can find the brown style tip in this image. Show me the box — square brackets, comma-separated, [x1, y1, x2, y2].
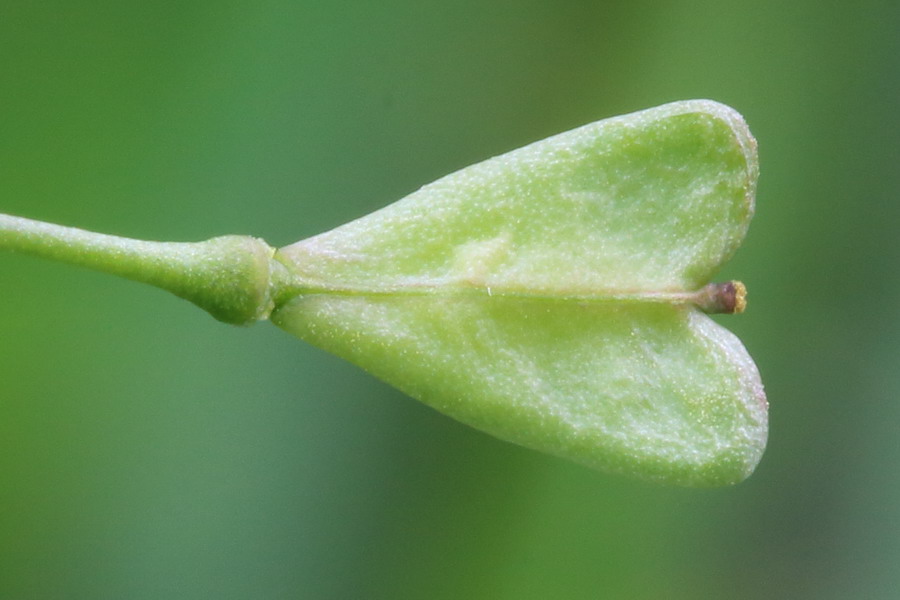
[694, 281, 747, 314]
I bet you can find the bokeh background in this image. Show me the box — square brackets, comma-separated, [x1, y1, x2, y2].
[1, 1, 898, 598]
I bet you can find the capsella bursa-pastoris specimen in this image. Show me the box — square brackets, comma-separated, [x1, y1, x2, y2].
[0, 100, 766, 486]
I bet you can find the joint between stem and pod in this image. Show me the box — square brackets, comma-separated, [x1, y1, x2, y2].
[0, 214, 279, 326]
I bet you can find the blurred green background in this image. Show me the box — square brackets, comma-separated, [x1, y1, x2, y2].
[1, 1, 898, 598]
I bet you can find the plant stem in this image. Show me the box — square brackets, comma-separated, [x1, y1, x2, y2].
[0, 213, 281, 325]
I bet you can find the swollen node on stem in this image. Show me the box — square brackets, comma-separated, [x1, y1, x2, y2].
[0, 214, 278, 325]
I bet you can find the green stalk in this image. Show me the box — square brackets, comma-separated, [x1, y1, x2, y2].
[0, 213, 283, 325]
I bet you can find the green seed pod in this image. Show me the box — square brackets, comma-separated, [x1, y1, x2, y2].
[271, 100, 766, 486]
